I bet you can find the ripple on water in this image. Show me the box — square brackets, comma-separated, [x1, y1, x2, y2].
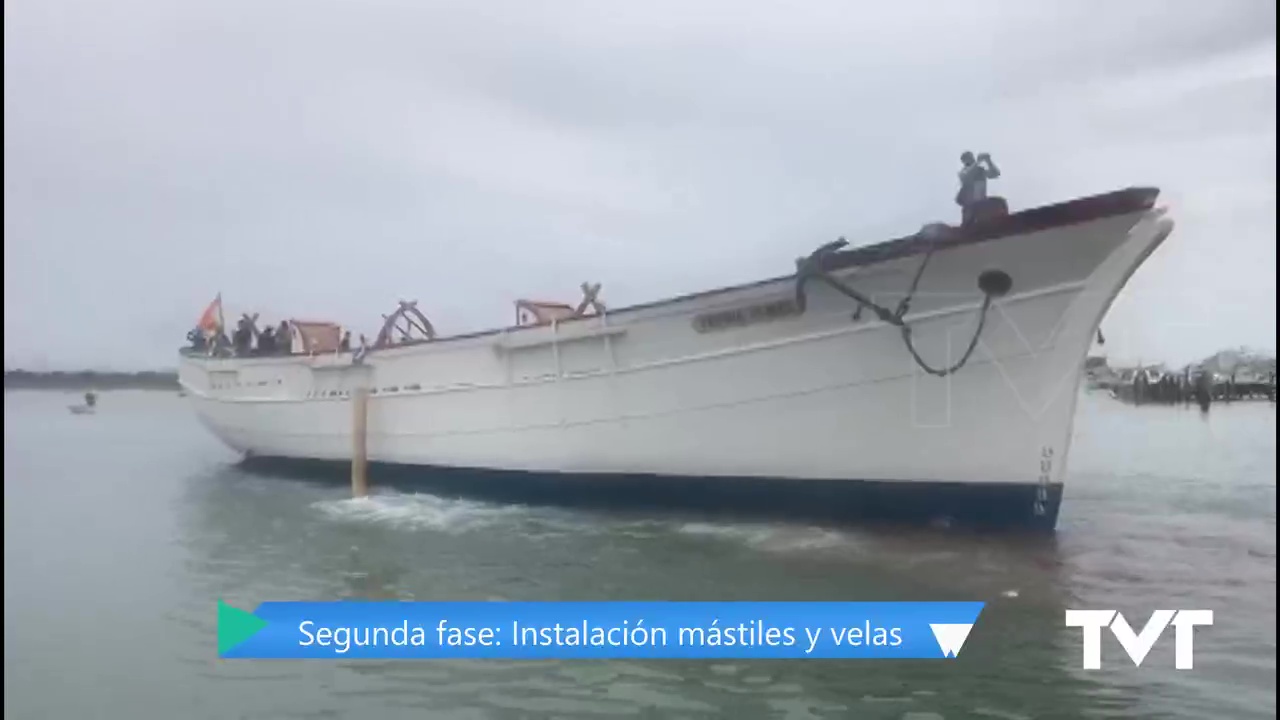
[675, 521, 857, 554]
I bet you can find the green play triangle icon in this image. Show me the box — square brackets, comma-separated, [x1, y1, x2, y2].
[218, 599, 269, 655]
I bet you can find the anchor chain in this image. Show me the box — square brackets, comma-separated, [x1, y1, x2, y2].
[793, 230, 1006, 378]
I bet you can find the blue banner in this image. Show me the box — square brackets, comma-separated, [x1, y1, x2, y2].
[217, 600, 984, 660]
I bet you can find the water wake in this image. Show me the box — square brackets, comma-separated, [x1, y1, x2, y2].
[311, 490, 527, 535]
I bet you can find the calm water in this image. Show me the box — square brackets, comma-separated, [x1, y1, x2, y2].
[4, 389, 1275, 720]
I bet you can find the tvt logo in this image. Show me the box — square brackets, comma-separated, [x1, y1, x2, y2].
[1065, 610, 1213, 670]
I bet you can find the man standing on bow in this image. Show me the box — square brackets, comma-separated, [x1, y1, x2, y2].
[956, 151, 1001, 225]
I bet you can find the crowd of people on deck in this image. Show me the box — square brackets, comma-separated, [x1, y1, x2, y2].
[186, 316, 351, 358]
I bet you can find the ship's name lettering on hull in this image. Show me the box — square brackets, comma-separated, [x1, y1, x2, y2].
[692, 298, 802, 333]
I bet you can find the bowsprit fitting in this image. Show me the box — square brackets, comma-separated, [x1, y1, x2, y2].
[792, 230, 1012, 377]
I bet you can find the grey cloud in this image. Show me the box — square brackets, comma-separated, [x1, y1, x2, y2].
[4, 0, 1275, 370]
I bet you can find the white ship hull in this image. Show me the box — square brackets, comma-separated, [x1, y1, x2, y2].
[180, 188, 1173, 531]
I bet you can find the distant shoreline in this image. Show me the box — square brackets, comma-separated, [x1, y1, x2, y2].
[3, 370, 179, 391]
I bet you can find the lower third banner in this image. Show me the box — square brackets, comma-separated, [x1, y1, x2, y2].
[218, 601, 984, 660]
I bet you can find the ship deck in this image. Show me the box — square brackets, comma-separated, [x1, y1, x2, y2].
[179, 186, 1160, 359]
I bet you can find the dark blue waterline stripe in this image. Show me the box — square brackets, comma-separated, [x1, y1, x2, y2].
[239, 457, 1065, 534]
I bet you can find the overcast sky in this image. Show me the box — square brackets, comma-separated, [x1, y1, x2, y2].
[5, 0, 1275, 371]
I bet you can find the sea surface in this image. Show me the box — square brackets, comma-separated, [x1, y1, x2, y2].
[3, 389, 1276, 720]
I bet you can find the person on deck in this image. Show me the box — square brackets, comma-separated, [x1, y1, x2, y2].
[956, 151, 1001, 225]
[211, 330, 232, 357]
[258, 326, 276, 354]
[277, 321, 291, 354]
[232, 319, 253, 356]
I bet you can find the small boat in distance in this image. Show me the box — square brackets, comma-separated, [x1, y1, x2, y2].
[178, 185, 1175, 532]
[69, 391, 97, 415]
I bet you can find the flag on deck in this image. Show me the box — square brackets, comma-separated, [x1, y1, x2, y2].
[198, 293, 223, 334]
